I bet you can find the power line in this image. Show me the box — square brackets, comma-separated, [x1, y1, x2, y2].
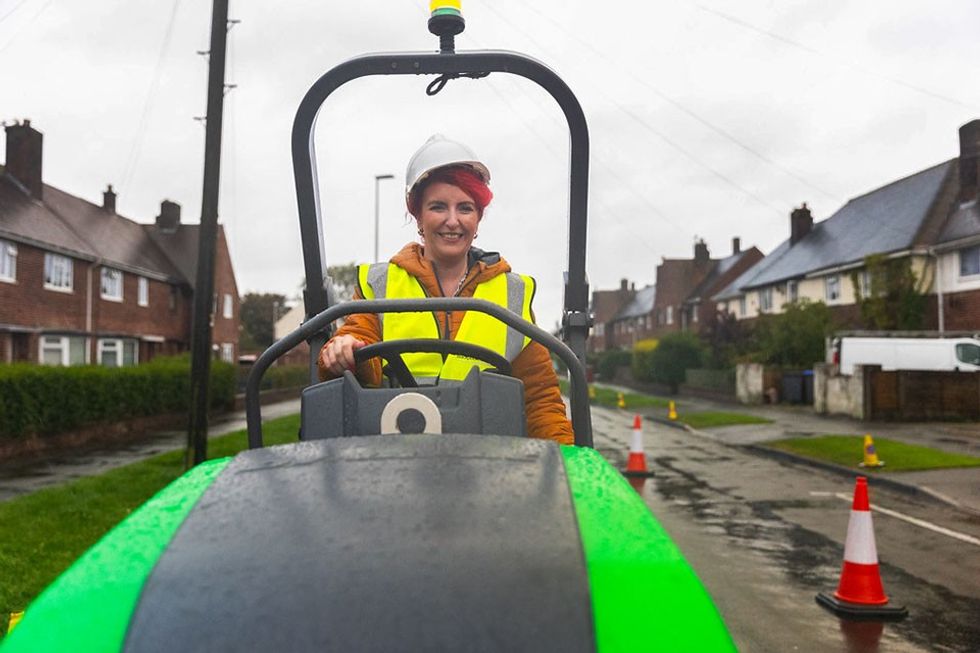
[0, 0, 53, 54]
[119, 0, 183, 192]
[0, 0, 32, 26]
[472, 0, 788, 218]
[518, 0, 842, 203]
[697, 3, 980, 112]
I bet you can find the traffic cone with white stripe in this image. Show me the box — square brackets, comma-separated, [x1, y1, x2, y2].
[816, 477, 907, 621]
[624, 414, 654, 478]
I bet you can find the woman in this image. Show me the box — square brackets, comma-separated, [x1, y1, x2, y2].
[318, 134, 573, 444]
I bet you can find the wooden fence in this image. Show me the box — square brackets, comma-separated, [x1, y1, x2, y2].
[866, 369, 980, 420]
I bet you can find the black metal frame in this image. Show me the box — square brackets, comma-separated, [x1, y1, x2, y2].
[291, 49, 592, 367]
[246, 298, 593, 448]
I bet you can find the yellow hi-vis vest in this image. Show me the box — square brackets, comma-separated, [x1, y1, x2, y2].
[357, 262, 535, 384]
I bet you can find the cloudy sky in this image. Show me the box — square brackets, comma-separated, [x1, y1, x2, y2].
[3, 0, 979, 328]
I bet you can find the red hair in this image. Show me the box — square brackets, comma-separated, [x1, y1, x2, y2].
[408, 166, 493, 218]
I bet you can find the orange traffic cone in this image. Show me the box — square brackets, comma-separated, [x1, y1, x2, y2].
[816, 477, 907, 620]
[624, 414, 654, 478]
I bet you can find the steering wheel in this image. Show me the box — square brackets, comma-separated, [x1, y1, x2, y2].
[353, 338, 512, 388]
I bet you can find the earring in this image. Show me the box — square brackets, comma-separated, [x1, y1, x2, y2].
[417, 229, 424, 236]
[473, 233, 479, 239]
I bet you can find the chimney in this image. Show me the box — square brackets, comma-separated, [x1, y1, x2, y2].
[4, 119, 43, 197]
[102, 184, 116, 213]
[790, 203, 813, 246]
[959, 119, 980, 203]
[694, 238, 709, 264]
[156, 200, 181, 233]
[732, 237, 741, 255]
[620, 278, 628, 291]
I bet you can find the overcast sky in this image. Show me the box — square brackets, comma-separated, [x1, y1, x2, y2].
[3, 0, 979, 327]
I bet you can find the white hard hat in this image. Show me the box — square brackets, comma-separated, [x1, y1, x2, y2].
[405, 134, 491, 201]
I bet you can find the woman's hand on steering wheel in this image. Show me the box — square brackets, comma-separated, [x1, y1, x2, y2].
[320, 334, 367, 377]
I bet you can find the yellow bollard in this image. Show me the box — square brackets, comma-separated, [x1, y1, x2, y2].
[617, 392, 626, 409]
[859, 434, 885, 468]
[588, 385, 596, 400]
[668, 400, 678, 421]
[8, 611, 24, 633]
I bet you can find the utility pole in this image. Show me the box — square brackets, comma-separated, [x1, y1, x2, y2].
[187, 0, 231, 466]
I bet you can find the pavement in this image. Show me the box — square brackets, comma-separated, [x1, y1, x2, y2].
[0, 399, 301, 502]
[598, 383, 980, 517]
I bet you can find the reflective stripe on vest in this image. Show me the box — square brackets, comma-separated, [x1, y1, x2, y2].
[357, 262, 535, 383]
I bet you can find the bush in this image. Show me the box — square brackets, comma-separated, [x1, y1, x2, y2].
[751, 300, 833, 368]
[0, 356, 235, 440]
[596, 349, 631, 381]
[645, 332, 705, 393]
[631, 339, 658, 383]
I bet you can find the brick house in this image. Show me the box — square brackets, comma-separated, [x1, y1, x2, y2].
[586, 279, 635, 355]
[607, 284, 656, 349]
[649, 240, 715, 339]
[680, 237, 763, 330]
[714, 119, 980, 331]
[0, 120, 240, 365]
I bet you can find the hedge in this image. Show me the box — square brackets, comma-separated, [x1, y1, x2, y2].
[0, 356, 235, 441]
[684, 368, 736, 394]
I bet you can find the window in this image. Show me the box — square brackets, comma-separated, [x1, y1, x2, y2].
[0, 240, 16, 282]
[221, 343, 234, 362]
[759, 288, 773, 312]
[787, 280, 798, 303]
[825, 275, 841, 302]
[170, 286, 178, 311]
[138, 277, 149, 307]
[738, 296, 747, 317]
[595, 323, 604, 336]
[666, 306, 673, 325]
[44, 253, 73, 291]
[222, 293, 233, 319]
[101, 267, 123, 301]
[960, 245, 980, 277]
[858, 270, 872, 297]
[956, 343, 980, 366]
[692, 307, 699, 324]
[98, 338, 138, 367]
[40, 335, 88, 366]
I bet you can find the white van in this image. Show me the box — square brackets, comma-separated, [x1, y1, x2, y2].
[831, 337, 980, 375]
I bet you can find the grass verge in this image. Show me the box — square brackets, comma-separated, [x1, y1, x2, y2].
[0, 414, 301, 636]
[558, 379, 671, 409]
[680, 411, 773, 429]
[764, 434, 980, 472]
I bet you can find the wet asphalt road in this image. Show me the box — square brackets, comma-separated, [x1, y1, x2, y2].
[590, 405, 980, 653]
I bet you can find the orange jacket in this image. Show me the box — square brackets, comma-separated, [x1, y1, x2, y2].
[318, 242, 574, 445]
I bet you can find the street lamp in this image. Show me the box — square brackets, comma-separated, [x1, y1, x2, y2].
[374, 174, 395, 262]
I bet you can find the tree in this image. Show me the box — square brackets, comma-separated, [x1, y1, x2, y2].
[701, 310, 748, 368]
[646, 332, 704, 393]
[239, 292, 287, 352]
[327, 263, 359, 302]
[751, 299, 832, 367]
[850, 254, 926, 330]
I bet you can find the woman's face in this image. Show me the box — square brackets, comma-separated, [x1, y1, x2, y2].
[417, 181, 481, 266]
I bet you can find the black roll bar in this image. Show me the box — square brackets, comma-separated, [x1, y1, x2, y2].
[246, 298, 593, 449]
[291, 50, 591, 368]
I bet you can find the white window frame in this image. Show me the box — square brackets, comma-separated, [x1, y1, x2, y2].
[44, 253, 73, 292]
[959, 245, 980, 278]
[39, 335, 89, 366]
[100, 267, 124, 301]
[825, 274, 841, 302]
[138, 277, 149, 307]
[666, 306, 674, 325]
[595, 323, 604, 336]
[759, 288, 773, 312]
[0, 239, 16, 283]
[221, 343, 234, 362]
[738, 296, 747, 317]
[98, 338, 139, 367]
[222, 293, 233, 319]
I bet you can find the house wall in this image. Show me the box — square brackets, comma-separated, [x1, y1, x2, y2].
[0, 240, 195, 364]
[211, 227, 240, 362]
